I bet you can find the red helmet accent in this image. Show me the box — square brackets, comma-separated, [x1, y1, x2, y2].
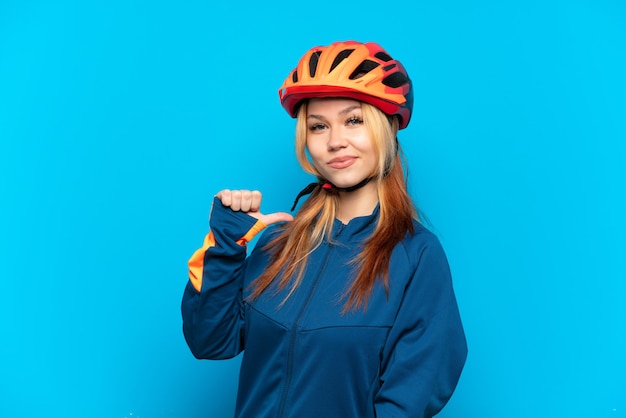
[279, 41, 413, 129]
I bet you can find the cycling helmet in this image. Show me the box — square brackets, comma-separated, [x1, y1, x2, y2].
[279, 40, 413, 129]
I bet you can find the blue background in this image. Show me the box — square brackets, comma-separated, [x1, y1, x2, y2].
[1, 0, 625, 417]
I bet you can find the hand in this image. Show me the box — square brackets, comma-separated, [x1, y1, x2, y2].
[216, 189, 294, 226]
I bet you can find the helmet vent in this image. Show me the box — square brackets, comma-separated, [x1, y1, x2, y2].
[292, 70, 298, 83]
[382, 72, 409, 88]
[349, 60, 380, 79]
[309, 51, 321, 77]
[330, 49, 355, 72]
[375, 51, 393, 62]
[383, 63, 397, 71]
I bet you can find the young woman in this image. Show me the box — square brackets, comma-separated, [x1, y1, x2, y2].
[182, 40, 467, 418]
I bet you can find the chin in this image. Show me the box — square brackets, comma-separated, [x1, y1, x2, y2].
[328, 175, 366, 188]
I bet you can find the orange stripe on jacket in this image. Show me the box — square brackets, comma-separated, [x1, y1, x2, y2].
[188, 220, 266, 292]
[236, 220, 266, 246]
[188, 232, 216, 292]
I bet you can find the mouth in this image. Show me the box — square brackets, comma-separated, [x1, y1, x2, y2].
[327, 156, 357, 169]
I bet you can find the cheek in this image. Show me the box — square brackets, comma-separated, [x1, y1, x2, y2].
[303, 143, 322, 170]
[354, 134, 376, 157]
[305, 140, 325, 161]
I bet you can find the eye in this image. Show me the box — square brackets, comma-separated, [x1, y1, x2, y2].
[346, 115, 364, 126]
[308, 123, 327, 132]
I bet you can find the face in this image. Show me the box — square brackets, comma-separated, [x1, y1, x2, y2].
[305, 98, 377, 189]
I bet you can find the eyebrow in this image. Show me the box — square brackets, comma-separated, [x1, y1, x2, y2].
[307, 105, 362, 121]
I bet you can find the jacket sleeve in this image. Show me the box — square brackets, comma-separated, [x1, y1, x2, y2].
[181, 197, 266, 360]
[374, 235, 468, 418]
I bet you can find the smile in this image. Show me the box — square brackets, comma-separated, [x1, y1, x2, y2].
[328, 156, 357, 169]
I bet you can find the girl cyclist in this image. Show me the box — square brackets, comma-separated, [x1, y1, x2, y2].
[182, 40, 467, 418]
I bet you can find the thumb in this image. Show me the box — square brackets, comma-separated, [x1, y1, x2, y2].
[259, 211, 294, 226]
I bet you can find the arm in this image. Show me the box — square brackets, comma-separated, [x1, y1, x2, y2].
[181, 197, 265, 359]
[375, 235, 468, 418]
[181, 190, 293, 360]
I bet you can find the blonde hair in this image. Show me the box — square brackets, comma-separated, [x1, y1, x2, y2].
[247, 101, 417, 312]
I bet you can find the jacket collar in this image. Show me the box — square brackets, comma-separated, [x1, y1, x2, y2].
[331, 204, 380, 242]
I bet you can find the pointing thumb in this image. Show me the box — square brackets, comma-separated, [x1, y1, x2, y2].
[262, 211, 294, 226]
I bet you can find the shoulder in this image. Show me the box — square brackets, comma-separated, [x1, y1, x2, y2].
[396, 220, 450, 272]
[403, 220, 446, 255]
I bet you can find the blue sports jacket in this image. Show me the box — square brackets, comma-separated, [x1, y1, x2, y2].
[182, 198, 467, 418]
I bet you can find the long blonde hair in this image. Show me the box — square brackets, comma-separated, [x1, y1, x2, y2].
[247, 101, 417, 312]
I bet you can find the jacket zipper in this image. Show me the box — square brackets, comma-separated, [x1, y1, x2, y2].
[276, 244, 335, 418]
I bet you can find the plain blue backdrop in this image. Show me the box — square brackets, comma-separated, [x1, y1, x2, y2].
[1, 0, 625, 417]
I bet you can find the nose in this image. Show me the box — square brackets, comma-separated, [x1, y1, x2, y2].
[327, 127, 348, 151]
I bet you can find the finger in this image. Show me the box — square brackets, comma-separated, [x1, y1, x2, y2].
[261, 211, 294, 226]
[239, 190, 253, 212]
[216, 189, 232, 207]
[230, 190, 242, 211]
[249, 190, 262, 212]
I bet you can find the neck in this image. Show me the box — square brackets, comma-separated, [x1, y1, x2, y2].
[335, 181, 379, 224]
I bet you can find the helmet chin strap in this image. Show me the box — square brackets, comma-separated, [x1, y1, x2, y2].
[290, 176, 374, 212]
